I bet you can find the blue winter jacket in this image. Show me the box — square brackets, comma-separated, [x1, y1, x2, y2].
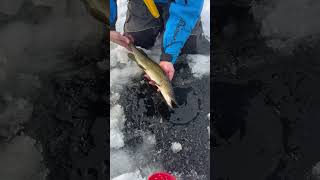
[110, 0, 204, 64]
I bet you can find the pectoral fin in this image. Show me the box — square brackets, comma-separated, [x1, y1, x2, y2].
[128, 53, 136, 62]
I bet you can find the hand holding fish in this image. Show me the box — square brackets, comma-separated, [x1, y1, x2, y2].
[144, 61, 174, 91]
[110, 31, 134, 50]
[159, 61, 175, 81]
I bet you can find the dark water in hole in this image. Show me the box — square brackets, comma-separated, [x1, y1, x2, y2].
[213, 1, 320, 180]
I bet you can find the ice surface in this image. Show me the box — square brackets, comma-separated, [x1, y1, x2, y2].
[109, 41, 141, 151]
[110, 43, 141, 150]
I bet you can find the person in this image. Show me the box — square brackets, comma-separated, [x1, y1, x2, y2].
[110, 0, 209, 82]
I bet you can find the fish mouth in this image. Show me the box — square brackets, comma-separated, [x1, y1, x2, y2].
[128, 43, 136, 52]
[166, 99, 178, 110]
[159, 88, 178, 109]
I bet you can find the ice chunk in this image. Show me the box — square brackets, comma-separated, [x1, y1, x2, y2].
[187, 55, 210, 78]
[112, 170, 143, 180]
[110, 104, 125, 130]
[171, 142, 182, 153]
[110, 128, 125, 149]
[110, 150, 135, 178]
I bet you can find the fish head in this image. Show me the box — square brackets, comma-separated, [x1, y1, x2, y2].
[129, 43, 138, 53]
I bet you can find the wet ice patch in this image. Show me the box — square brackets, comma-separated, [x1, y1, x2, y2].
[0, 135, 47, 180]
[187, 55, 210, 78]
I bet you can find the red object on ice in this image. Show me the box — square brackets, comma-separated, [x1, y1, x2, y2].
[148, 172, 176, 180]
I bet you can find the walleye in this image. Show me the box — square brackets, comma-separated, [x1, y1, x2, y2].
[128, 43, 178, 109]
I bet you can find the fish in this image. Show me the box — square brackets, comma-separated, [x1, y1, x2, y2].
[128, 43, 178, 109]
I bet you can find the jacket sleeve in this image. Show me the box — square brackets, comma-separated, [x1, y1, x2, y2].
[110, 0, 117, 30]
[161, 0, 204, 64]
